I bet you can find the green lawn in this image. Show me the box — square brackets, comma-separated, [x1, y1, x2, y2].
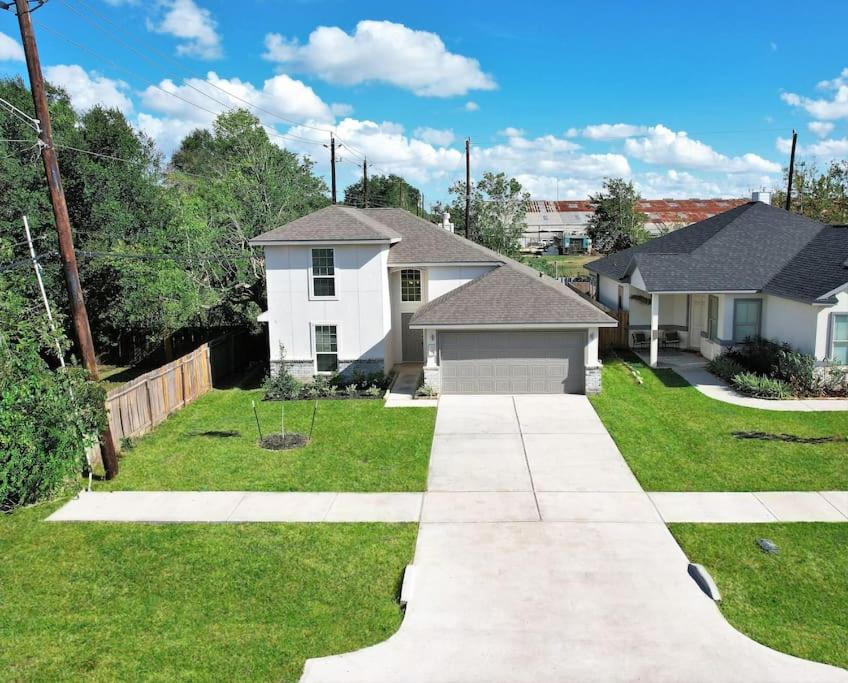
[99, 389, 436, 492]
[671, 523, 848, 671]
[520, 254, 599, 277]
[590, 354, 848, 491]
[0, 501, 416, 682]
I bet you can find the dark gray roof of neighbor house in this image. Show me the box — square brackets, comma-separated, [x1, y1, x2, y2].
[586, 202, 848, 302]
[250, 205, 401, 243]
[411, 263, 615, 327]
[361, 208, 504, 265]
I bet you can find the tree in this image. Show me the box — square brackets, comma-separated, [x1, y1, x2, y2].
[772, 160, 848, 224]
[447, 172, 529, 255]
[170, 109, 330, 326]
[586, 178, 649, 254]
[344, 173, 422, 213]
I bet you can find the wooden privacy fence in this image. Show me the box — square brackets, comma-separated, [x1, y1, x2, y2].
[105, 344, 212, 454]
[599, 309, 630, 351]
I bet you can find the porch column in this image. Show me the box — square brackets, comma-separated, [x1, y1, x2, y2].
[650, 293, 659, 367]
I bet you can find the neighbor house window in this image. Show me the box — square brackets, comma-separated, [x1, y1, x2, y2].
[831, 314, 848, 364]
[733, 299, 762, 343]
[311, 248, 335, 297]
[401, 269, 422, 302]
[314, 325, 338, 373]
[707, 295, 719, 341]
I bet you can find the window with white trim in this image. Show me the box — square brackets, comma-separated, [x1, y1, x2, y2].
[832, 314, 848, 364]
[314, 325, 338, 373]
[401, 269, 422, 302]
[311, 248, 335, 297]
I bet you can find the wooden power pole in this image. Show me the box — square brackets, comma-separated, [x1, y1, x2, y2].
[362, 157, 368, 208]
[785, 129, 798, 212]
[13, 0, 119, 478]
[464, 138, 471, 239]
[330, 134, 337, 204]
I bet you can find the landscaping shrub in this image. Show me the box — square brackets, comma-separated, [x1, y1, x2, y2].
[263, 345, 302, 400]
[726, 337, 791, 376]
[415, 384, 439, 398]
[774, 349, 818, 395]
[731, 372, 792, 399]
[706, 354, 746, 382]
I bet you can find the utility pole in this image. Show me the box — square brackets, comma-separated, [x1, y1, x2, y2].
[13, 0, 119, 478]
[362, 157, 368, 208]
[329, 134, 337, 204]
[785, 129, 798, 212]
[465, 137, 471, 239]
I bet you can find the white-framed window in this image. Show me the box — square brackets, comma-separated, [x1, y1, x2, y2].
[401, 269, 422, 302]
[313, 324, 338, 373]
[707, 295, 719, 341]
[831, 314, 848, 364]
[733, 299, 762, 343]
[311, 248, 335, 298]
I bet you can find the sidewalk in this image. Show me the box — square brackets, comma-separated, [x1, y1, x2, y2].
[384, 363, 437, 408]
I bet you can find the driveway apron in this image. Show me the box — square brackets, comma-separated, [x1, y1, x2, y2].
[301, 395, 847, 683]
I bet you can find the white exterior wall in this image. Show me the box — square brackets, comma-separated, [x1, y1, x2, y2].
[761, 294, 818, 356]
[598, 275, 625, 310]
[427, 265, 496, 300]
[265, 244, 390, 369]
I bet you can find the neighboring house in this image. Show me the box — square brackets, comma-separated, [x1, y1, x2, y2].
[250, 205, 617, 394]
[522, 198, 748, 250]
[587, 193, 848, 368]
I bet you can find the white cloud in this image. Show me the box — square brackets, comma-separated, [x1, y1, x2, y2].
[148, 0, 222, 60]
[413, 126, 455, 146]
[777, 135, 848, 159]
[463, 101, 479, 112]
[625, 124, 780, 173]
[577, 123, 649, 140]
[0, 31, 24, 62]
[263, 21, 496, 97]
[139, 71, 335, 127]
[781, 67, 848, 120]
[44, 64, 133, 114]
[135, 112, 201, 155]
[808, 121, 835, 138]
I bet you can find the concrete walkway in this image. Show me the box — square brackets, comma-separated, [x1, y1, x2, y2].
[384, 363, 437, 408]
[301, 395, 848, 683]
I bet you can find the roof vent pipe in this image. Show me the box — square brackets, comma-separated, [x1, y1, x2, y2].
[752, 190, 772, 204]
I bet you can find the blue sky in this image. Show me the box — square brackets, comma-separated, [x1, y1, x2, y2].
[1, 0, 847, 203]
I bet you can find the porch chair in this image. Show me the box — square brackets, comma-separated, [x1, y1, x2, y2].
[662, 330, 681, 350]
[631, 331, 650, 349]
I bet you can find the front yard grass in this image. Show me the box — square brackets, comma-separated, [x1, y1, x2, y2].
[590, 354, 848, 491]
[99, 389, 436, 491]
[0, 501, 416, 682]
[670, 523, 848, 671]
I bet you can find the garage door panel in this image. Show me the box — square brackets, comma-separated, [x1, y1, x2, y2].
[439, 331, 585, 395]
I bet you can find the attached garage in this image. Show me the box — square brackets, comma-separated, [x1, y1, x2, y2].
[439, 330, 586, 394]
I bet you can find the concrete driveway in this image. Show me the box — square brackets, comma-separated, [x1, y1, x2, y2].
[302, 395, 847, 683]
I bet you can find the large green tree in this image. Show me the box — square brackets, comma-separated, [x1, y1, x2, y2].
[447, 171, 529, 255]
[170, 109, 330, 326]
[772, 160, 848, 224]
[343, 173, 422, 213]
[586, 178, 649, 254]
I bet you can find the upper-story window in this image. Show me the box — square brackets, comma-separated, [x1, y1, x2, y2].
[311, 248, 335, 297]
[401, 269, 422, 302]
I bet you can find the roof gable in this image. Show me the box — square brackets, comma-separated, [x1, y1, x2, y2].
[250, 205, 401, 244]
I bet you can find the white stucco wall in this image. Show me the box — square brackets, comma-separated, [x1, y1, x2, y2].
[427, 265, 496, 300]
[264, 244, 390, 368]
[760, 294, 818, 356]
[598, 275, 624, 310]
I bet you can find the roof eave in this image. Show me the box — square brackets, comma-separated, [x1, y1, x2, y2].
[249, 238, 395, 247]
[408, 321, 618, 330]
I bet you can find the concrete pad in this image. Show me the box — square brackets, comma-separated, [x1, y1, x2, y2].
[421, 492, 539, 523]
[821, 491, 848, 518]
[537, 492, 661, 523]
[47, 491, 246, 523]
[522, 432, 625, 466]
[427, 434, 531, 491]
[228, 492, 337, 522]
[323, 493, 422, 522]
[434, 395, 519, 435]
[513, 394, 607, 434]
[650, 492, 776, 523]
[755, 492, 848, 522]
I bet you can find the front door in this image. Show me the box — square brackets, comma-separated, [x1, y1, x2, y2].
[689, 295, 706, 351]
[401, 313, 424, 362]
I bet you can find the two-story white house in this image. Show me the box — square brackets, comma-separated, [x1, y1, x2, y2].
[250, 206, 617, 394]
[587, 195, 848, 369]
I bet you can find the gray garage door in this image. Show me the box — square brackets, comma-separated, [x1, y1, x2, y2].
[439, 330, 585, 394]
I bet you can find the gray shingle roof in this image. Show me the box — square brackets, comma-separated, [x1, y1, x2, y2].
[587, 202, 848, 302]
[250, 205, 401, 243]
[410, 264, 615, 327]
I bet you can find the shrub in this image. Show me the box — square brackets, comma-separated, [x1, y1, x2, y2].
[774, 349, 818, 395]
[727, 337, 791, 375]
[263, 344, 302, 400]
[731, 372, 792, 399]
[706, 354, 746, 382]
[344, 384, 359, 398]
[364, 384, 384, 398]
[415, 384, 439, 398]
